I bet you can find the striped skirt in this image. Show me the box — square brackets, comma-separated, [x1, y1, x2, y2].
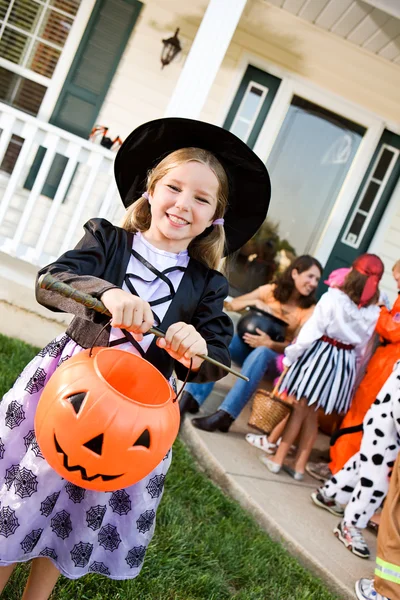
[279, 339, 357, 415]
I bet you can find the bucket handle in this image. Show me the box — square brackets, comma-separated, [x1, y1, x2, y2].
[38, 274, 248, 382]
[87, 318, 192, 403]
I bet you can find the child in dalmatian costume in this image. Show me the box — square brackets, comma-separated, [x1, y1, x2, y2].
[312, 360, 400, 560]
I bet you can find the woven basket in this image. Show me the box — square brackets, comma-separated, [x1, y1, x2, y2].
[248, 371, 292, 434]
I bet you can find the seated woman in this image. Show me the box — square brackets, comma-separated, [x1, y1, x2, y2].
[180, 255, 322, 432]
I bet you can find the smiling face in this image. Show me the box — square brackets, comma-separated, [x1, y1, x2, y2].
[144, 161, 219, 252]
[292, 265, 321, 297]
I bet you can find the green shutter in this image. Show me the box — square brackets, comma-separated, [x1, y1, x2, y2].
[25, 0, 143, 198]
[51, 0, 143, 137]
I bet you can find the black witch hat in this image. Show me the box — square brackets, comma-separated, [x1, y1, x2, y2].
[114, 118, 271, 255]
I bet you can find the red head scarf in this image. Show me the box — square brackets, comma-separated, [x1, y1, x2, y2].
[352, 254, 384, 307]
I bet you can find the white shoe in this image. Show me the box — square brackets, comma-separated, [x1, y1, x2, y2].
[355, 578, 390, 599]
[245, 433, 277, 454]
[259, 455, 281, 473]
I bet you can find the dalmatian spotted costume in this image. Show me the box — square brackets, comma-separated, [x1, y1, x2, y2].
[321, 360, 400, 529]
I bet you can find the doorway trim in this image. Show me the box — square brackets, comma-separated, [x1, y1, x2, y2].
[219, 51, 392, 262]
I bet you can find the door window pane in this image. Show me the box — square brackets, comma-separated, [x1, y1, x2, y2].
[266, 96, 364, 255]
[346, 213, 366, 245]
[359, 181, 380, 212]
[373, 148, 395, 181]
[230, 82, 267, 142]
[342, 144, 398, 248]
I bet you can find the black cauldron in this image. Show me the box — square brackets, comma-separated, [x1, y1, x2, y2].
[236, 306, 288, 342]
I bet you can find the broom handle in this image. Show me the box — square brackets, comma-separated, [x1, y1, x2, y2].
[271, 368, 288, 397]
[37, 273, 249, 382]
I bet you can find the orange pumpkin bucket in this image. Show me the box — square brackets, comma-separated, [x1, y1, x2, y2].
[34, 347, 179, 492]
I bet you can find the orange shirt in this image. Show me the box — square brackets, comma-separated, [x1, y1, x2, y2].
[257, 283, 314, 342]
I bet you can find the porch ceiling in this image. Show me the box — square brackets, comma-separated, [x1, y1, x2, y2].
[264, 0, 400, 64]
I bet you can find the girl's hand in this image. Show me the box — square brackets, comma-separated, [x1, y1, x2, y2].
[101, 288, 154, 338]
[243, 328, 272, 348]
[156, 322, 207, 370]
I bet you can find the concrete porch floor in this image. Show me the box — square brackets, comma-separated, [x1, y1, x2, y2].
[180, 372, 377, 600]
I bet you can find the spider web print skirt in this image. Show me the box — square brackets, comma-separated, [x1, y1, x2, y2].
[279, 339, 357, 415]
[0, 334, 172, 580]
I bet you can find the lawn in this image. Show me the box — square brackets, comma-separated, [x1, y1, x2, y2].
[0, 333, 338, 599]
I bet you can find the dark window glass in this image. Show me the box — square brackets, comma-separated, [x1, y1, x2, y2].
[373, 148, 395, 181]
[359, 181, 380, 213]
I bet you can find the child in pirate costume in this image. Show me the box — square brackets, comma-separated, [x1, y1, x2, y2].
[0, 118, 270, 599]
[262, 254, 384, 480]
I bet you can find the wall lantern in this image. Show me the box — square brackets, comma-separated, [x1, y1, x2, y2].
[161, 28, 182, 69]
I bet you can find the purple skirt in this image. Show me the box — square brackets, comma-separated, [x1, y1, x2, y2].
[0, 334, 172, 580]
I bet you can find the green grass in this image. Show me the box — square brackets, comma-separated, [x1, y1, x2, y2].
[0, 333, 338, 599]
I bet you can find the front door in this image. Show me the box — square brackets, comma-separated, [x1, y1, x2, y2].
[321, 130, 400, 287]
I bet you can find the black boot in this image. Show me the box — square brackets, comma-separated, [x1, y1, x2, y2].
[179, 391, 199, 418]
[191, 410, 234, 433]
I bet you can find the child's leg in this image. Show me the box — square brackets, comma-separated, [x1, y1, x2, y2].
[21, 558, 60, 600]
[294, 405, 319, 474]
[322, 452, 360, 505]
[272, 398, 308, 466]
[343, 446, 396, 530]
[268, 414, 289, 445]
[0, 564, 16, 593]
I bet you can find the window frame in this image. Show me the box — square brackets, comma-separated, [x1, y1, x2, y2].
[0, 0, 95, 119]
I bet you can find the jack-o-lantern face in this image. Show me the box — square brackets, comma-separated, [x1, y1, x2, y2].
[34, 348, 179, 491]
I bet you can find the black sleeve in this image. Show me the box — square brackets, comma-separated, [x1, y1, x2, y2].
[35, 218, 119, 318]
[174, 271, 233, 384]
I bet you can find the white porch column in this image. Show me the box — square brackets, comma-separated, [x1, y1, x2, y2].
[164, 0, 247, 119]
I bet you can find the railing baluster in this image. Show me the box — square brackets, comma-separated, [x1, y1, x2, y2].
[59, 153, 103, 255]
[27, 141, 81, 263]
[97, 161, 118, 218]
[0, 113, 16, 167]
[10, 132, 59, 253]
[0, 121, 38, 230]
[0, 102, 116, 265]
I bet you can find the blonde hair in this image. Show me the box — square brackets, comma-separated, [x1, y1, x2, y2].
[121, 148, 228, 271]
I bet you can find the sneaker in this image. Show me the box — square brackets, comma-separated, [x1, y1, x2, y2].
[305, 461, 332, 482]
[355, 578, 390, 599]
[334, 520, 370, 559]
[310, 488, 344, 517]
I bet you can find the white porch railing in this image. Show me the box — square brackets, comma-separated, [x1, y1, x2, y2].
[0, 103, 124, 267]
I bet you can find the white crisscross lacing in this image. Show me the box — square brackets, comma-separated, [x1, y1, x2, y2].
[345, 523, 369, 550]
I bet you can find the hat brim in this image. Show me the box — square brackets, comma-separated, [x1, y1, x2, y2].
[114, 118, 271, 255]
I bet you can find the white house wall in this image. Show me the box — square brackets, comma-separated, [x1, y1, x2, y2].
[94, 0, 400, 303]
[369, 178, 400, 302]
[95, 0, 400, 137]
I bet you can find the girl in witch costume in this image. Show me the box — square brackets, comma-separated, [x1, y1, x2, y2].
[0, 118, 270, 598]
[261, 254, 384, 480]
